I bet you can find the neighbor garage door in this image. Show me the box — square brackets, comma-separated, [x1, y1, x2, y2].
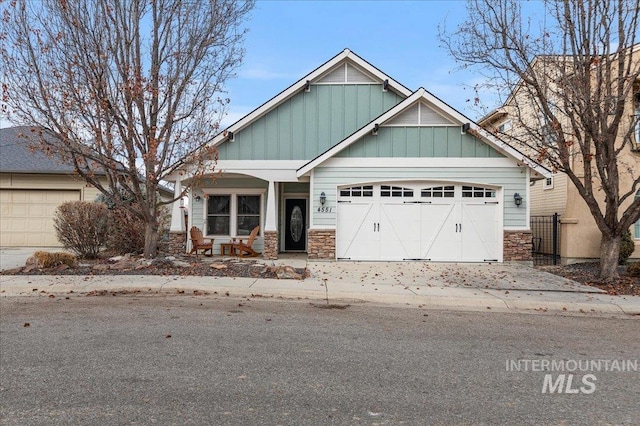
[336, 183, 500, 262]
[0, 189, 80, 247]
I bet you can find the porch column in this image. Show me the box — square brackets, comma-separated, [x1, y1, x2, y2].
[168, 179, 187, 255]
[263, 180, 278, 259]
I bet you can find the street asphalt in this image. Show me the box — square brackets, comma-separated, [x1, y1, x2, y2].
[1, 247, 639, 316]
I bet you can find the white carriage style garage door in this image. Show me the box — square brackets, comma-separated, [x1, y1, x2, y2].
[0, 189, 80, 247]
[336, 183, 501, 262]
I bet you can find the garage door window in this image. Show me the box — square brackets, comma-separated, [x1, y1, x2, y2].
[462, 186, 496, 198]
[381, 185, 413, 197]
[421, 186, 455, 198]
[340, 185, 373, 197]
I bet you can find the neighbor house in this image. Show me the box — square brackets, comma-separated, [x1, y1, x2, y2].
[0, 126, 173, 247]
[0, 126, 107, 246]
[479, 55, 640, 264]
[166, 49, 551, 262]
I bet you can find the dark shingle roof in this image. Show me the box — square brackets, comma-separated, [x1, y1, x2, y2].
[0, 126, 79, 174]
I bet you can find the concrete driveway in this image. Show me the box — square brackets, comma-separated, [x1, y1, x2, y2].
[307, 261, 603, 293]
[0, 247, 53, 271]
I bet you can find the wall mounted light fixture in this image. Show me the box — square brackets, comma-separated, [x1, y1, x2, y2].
[194, 195, 202, 202]
[372, 123, 379, 136]
[320, 192, 326, 205]
[513, 193, 523, 207]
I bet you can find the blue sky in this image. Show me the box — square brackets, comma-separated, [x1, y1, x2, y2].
[221, 0, 492, 127]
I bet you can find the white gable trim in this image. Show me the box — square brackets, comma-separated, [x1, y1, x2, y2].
[296, 88, 552, 179]
[209, 49, 412, 148]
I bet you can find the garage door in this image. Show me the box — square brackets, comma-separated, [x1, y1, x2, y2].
[336, 183, 500, 262]
[0, 189, 80, 247]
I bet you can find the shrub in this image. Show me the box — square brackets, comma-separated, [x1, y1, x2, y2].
[628, 262, 640, 277]
[106, 206, 146, 255]
[619, 230, 635, 265]
[53, 201, 109, 258]
[27, 251, 78, 268]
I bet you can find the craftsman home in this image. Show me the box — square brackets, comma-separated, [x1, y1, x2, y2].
[167, 49, 550, 261]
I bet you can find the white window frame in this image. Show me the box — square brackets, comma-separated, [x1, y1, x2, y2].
[498, 119, 512, 132]
[544, 176, 554, 190]
[202, 188, 265, 238]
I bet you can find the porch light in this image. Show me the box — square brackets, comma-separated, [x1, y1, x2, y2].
[320, 192, 326, 205]
[513, 193, 523, 207]
[194, 195, 202, 202]
[372, 123, 379, 136]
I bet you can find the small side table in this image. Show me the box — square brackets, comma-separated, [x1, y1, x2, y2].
[220, 242, 235, 256]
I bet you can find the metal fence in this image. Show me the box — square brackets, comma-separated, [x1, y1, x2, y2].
[530, 213, 561, 266]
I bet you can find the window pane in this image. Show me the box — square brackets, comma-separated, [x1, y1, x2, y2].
[208, 195, 230, 214]
[237, 215, 260, 236]
[207, 216, 229, 235]
[238, 195, 260, 214]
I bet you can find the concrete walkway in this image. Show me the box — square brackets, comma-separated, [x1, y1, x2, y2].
[1, 250, 638, 316]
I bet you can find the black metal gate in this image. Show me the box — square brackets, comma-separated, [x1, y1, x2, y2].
[530, 213, 561, 266]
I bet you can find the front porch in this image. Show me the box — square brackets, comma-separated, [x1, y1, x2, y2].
[168, 172, 314, 260]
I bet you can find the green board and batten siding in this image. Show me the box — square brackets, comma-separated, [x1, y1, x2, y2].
[312, 167, 528, 228]
[337, 126, 505, 158]
[217, 84, 404, 161]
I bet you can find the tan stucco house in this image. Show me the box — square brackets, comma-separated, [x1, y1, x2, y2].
[480, 56, 640, 264]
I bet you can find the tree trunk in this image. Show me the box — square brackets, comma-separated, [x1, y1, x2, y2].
[599, 234, 621, 281]
[144, 219, 159, 259]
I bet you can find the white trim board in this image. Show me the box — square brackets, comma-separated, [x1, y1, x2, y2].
[320, 157, 525, 168]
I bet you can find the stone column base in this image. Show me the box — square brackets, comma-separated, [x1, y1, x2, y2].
[168, 231, 187, 256]
[504, 230, 532, 261]
[308, 229, 336, 260]
[263, 230, 278, 260]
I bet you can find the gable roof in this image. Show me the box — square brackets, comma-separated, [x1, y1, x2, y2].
[210, 49, 413, 148]
[297, 88, 552, 178]
[0, 126, 86, 174]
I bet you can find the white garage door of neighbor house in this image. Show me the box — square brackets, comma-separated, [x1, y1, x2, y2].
[0, 189, 80, 247]
[336, 183, 500, 262]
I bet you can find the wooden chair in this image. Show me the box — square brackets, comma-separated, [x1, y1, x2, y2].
[231, 226, 261, 257]
[189, 226, 214, 257]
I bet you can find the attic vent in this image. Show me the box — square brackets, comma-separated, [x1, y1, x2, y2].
[317, 62, 377, 84]
[385, 102, 455, 126]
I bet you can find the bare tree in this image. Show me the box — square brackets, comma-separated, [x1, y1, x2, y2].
[1, 0, 254, 257]
[441, 0, 640, 279]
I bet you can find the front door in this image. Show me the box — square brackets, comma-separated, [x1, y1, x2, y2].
[285, 198, 307, 251]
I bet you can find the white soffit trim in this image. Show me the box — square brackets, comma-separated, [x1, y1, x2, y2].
[209, 49, 413, 149]
[321, 157, 521, 168]
[297, 88, 552, 179]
